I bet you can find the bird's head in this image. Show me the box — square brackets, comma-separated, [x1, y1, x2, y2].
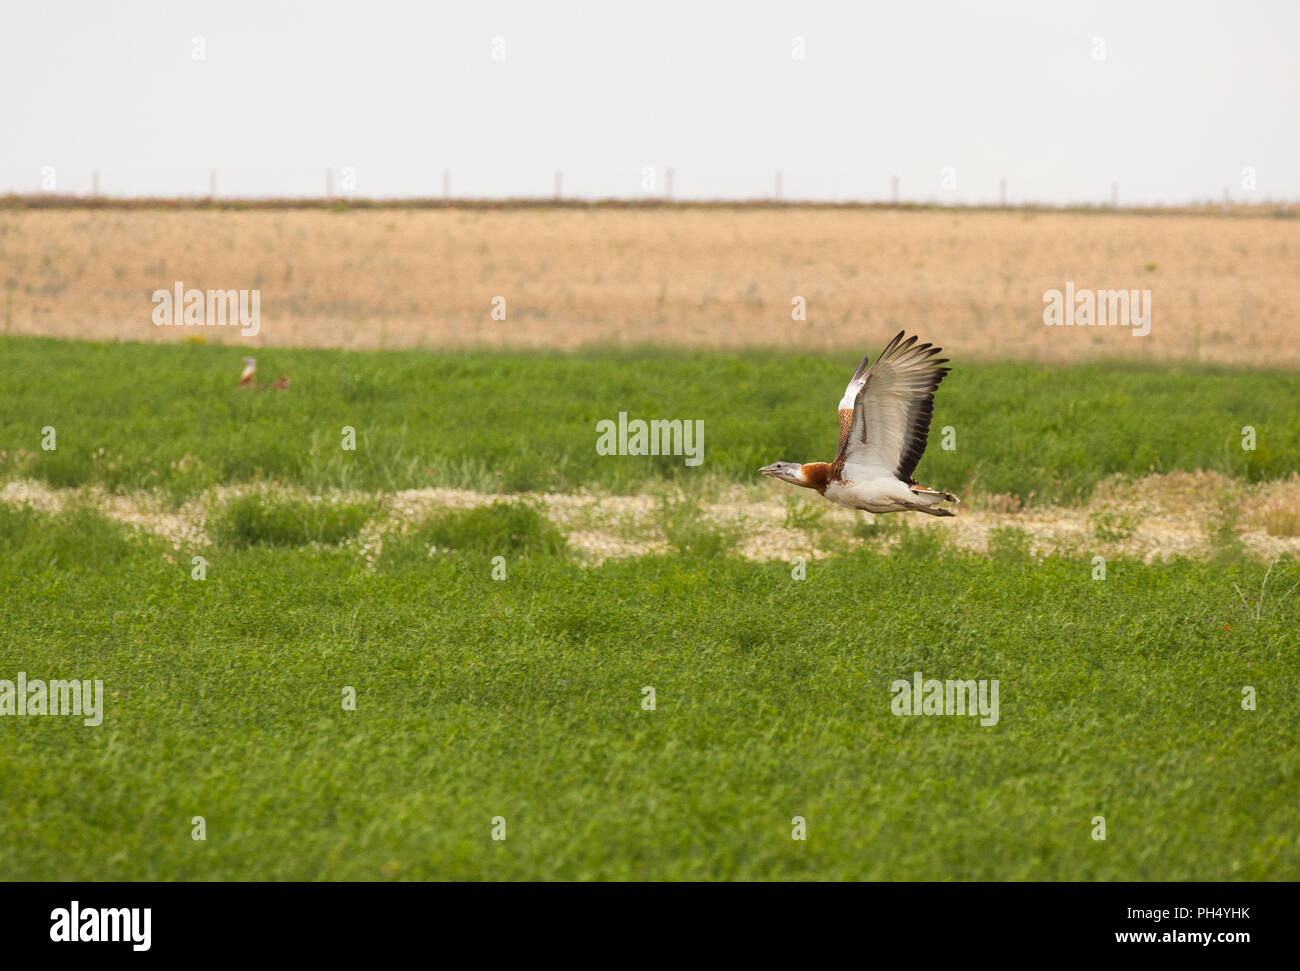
[242, 357, 256, 367]
[758, 462, 807, 486]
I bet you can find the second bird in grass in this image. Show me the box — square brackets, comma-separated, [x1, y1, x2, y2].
[758, 331, 959, 517]
[237, 356, 291, 391]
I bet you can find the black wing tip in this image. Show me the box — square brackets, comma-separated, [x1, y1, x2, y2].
[881, 331, 952, 361]
[878, 330, 907, 357]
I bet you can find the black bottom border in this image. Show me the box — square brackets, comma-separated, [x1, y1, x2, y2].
[1, 880, 1281, 957]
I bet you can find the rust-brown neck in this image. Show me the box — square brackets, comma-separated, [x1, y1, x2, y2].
[800, 462, 832, 494]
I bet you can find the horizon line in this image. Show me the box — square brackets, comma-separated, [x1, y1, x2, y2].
[4, 194, 1296, 219]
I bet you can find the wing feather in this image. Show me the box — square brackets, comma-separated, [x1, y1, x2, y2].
[830, 332, 950, 482]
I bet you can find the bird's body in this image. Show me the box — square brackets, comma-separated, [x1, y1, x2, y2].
[759, 332, 959, 517]
[825, 473, 949, 514]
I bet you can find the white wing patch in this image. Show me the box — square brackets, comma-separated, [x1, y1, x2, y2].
[837, 355, 870, 411]
[835, 332, 950, 483]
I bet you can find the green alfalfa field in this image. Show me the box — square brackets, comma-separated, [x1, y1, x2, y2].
[0, 335, 1297, 880]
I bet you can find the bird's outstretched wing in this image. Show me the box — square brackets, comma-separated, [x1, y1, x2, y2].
[830, 331, 950, 482]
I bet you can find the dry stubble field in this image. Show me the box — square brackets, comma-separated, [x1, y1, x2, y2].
[2, 205, 1297, 364]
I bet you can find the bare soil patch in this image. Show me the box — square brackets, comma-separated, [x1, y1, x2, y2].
[5, 471, 1297, 565]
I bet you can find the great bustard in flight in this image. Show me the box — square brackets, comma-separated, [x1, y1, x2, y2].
[758, 331, 959, 516]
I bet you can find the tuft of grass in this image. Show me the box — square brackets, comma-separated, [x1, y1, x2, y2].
[1208, 493, 1248, 562]
[1090, 507, 1143, 542]
[853, 513, 905, 541]
[210, 492, 374, 548]
[1255, 483, 1300, 537]
[988, 525, 1033, 561]
[0, 502, 144, 571]
[162, 454, 216, 507]
[1262, 506, 1300, 538]
[891, 521, 947, 557]
[410, 502, 567, 558]
[783, 493, 826, 532]
[1230, 558, 1300, 622]
[656, 496, 739, 558]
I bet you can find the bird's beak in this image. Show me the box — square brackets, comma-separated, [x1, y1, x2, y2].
[757, 464, 779, 476]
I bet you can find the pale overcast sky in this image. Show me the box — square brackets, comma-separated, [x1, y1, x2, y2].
[2, 1, 1297, 203]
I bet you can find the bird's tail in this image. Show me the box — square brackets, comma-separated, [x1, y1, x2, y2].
[910, 485, 959, 504]
[902, 498, 955, 517]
